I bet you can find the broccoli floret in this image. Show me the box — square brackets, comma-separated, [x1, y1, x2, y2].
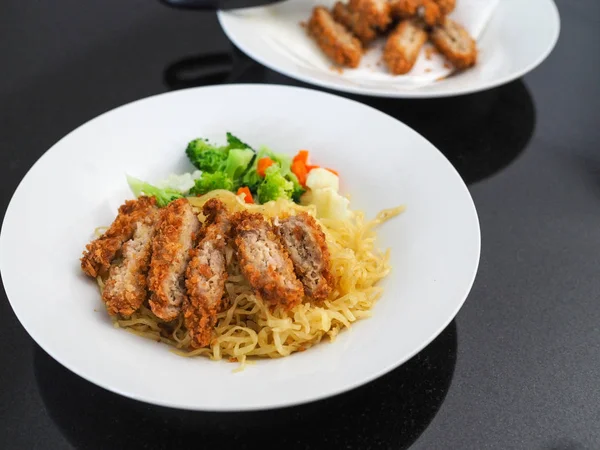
[186, 139, 228, 172]
[127, 175, 183, 207]
[226, 132, 252, 150]
[287, 172, 306, 203]
[223, 148, 254, 186]
[241, 146, 289, 192]
[189, 172, 234, 196]
[257, 165, 294, 204]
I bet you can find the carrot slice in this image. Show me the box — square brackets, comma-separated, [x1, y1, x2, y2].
[257, 157, 275, 177]
[236, 186, 254, 204]
[294, 150, 310, 165]
[291, 160, 308, 187]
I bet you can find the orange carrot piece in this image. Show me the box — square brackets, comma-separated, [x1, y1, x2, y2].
[257, 157, 275, 177]
[291, 160, 308, 187]
[236, 186, 254, 204]
[294, 150, 310, 165]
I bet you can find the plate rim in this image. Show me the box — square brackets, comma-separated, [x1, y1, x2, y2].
[0, 83, 481, 411]
[216, 0, 561, 98]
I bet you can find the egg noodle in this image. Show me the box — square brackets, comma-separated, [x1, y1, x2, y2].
[96, 190, 404, 370]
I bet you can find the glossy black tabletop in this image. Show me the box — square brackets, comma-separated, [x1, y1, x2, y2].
[1, 1, 599, 449]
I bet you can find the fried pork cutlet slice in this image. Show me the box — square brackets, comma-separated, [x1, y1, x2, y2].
[275, 213, 333, 301]
[430, 18, 477, 70]
[383, 19, 428, 75]
[233, 211, 304, 310]
[148, 198, 200, 321]
[390, 0, 441, 26]
[81, 196, 157, 278]
[433, 0, 455, 15]
[332, 2, 377, 45]
[308, 6, 363, 69]
[184, 199, 231, 348]
[348, 0, 392, 30]
[102, 208, 159, 316]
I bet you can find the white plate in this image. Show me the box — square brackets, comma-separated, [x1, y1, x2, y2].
[0, 84, 479, 411]
[218, 0, 560, 98]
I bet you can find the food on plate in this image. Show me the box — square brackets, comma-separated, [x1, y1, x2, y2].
[383, 20, 428, 75]
[305, 0, 477, 75]
[332, 2, 378, 45]
[430, 18, 477, 69]
[308, 6, 363, 68]
[81, 132, 404, 368]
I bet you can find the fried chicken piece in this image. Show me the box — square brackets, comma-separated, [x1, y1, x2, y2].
[433, 0, 455, 15]
[383, 20, 428, 75]
[308, 6, 363, 68]
[430, 18, 477, 70]
[275, 213, 333, 301]
[184, 199, 231, 348]
[348, 0, 392, 30]
[148, 198, 200, 321]
[102, 208, 159, 316]
[81, 196, 157, 278]
[233, 211, 303, 310]
[390, 0, 441, 26]
[332, 2, 377, 45]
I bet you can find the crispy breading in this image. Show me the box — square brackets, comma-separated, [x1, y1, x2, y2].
[430, 18, 477, 70]
[102, 208, 159, 316]
[348, 0, 392, 30]
[383, 20, 428, 75]
[184, 199, 231, 348]
[332, 2, 377, 45]
[275, 213, 333, 301]
[308, 6, 363, 68]
[433, 0, 455, 15]
[81, 196, 157, 278]
[390, 0, 441, 26]
[232, 211, 303, 310]
[148, 198, 200, 321]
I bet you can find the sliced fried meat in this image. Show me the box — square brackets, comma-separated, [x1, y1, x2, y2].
[348, 0, 392, 30]
[383, 19, 428, 75]
[81, 196, 157, 278]
[148, 198, 200, 321]
[430, 18, 477, 70]
[233, 211, 304, 310]
[184, 199, 231, 348]
[102, 208, 159, 316]
[332, 2, 377, 45]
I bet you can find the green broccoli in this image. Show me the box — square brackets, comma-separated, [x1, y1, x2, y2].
[241, 147, 287, 192]
[226, 132, 252, 150]
[127, 175, 183, 207]
[186, 139, 228, 172]
[223, 148, 255, 186]
[288, 172, 306, 203]
[257, 165, 294, 204]
[189, 172, 234, 196]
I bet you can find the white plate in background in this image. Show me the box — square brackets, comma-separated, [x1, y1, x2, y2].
[218, 0, 560, 98]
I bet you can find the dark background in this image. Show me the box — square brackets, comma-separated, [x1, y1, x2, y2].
[1, 1, 599, 449]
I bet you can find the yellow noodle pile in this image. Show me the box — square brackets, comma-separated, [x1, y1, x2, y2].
[98, 190, 404, 369]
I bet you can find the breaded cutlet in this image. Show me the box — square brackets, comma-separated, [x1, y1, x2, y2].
[232, 211, 304, 310]
[383, 19, 428, 75]
[184, 199, 231, 348]
[275, 213, 333, 301]
[348, 0, 392, 30]
[148, 198, 200, 321]
[433, 0, 455, 15]
[81, 196, 157, 278]
[332, 2, 377, 45]
[308, 6, 363, 68]
[390, 0, 442, 26]
[430, 18, 477, 70]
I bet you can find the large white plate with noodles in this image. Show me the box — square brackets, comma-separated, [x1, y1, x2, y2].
[0, 84, 479, 411]
[217, 0, 560, 98]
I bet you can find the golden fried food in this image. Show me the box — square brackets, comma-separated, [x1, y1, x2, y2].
[348, 0, 392, 30]
[81, 196, 157, 278]
[148, 198, 200, 321]
[390, 0, 441, 26]
[332, 2, 378, 45]
[433, 0, 455, 15]
[275, 213, 333, 301]
[430, 18, 477, 70]
[102, 208, 159, 316]
[383, 20, 428, 75]
[308, 6, 363, 68]
[184, 199, 231, 348]
[232, 211, 304, 310]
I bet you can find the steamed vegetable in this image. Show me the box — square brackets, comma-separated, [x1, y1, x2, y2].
[226, 132, 252, 150]
[186, 139, 228, 172]
[127, 175, 183, 207]
[257, 165, 294, 204]
[236, 186, 254, 204]
[257, 157, 275, 177]
[223, 148, 254, 184]
[189, 172, 234, 196]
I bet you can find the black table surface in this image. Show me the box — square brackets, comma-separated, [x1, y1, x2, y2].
[1, 1, 598, 449]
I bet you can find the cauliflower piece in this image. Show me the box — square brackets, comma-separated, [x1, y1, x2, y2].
[302, 187, 351, 220]
[306, 168, 339, 192]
